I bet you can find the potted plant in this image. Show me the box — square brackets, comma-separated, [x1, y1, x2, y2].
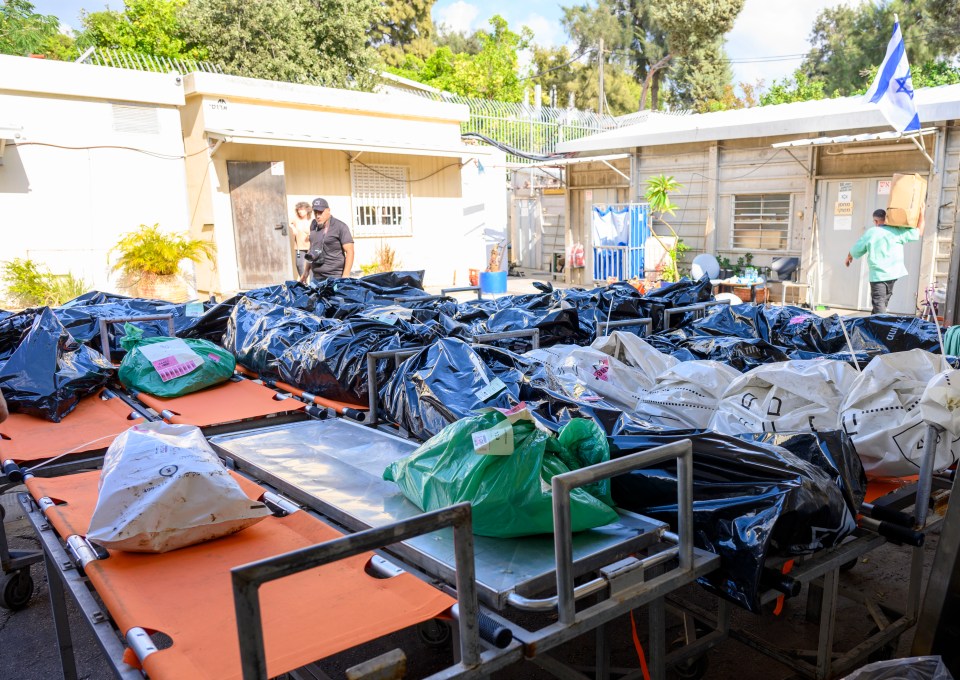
[644, 175, 686, 283]
[111, 224, 215, 302]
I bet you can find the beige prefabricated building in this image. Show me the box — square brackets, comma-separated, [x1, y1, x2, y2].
[556, 85, 960, 319]
[0, 57, 506, 300]
[179, 73, 506, 295]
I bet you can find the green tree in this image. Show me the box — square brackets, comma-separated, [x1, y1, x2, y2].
[556, 0, 744, 111]
[371, 0, 435, 67]
[922, 0, 960, 55]
[529, 44, 641, 114]
[391, 16, 531, 101]
[700, 79, 761, 113]
[0, 0, 63, 57]
[435, 28, 483, 56]
[666, 38, 733, 111]
[77, 0, 203, 60]
[180, 0, 382, 89]
[760, 69, 834, 106]
[647, 0, 744, 109]
[802, 1, 937, 96]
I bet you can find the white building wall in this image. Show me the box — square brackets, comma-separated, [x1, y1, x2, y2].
[0, 58, 188, 295]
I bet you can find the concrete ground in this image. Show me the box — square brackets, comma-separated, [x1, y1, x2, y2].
[0, 484, 941, 680]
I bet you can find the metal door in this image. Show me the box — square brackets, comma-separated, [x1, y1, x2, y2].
[227, 161, 291, 289]
[514, 197, 542, 269]
[815, 178, 922, 313]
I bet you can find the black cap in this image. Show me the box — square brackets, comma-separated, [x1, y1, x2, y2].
[312, 198, 329, 212]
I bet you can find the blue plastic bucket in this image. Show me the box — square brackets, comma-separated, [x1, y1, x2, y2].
[479, 270, 507, 295]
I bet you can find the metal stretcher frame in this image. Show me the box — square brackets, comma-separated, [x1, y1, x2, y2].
[666, 423, 949, 680]
[0, 389, 149, 610]
[210, 418, 718, 679]
[17, 470, 476, 680]
[118, 373, 311, 437]
[661, 298, 731, 330]
[596, 317, 653, 338]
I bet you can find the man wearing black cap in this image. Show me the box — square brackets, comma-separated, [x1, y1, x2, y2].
[298, 197, 354, 283]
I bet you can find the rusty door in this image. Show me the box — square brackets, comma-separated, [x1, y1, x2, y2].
[227, 161, 291, 289]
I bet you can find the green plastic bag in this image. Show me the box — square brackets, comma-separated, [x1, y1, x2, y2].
[118, 323, 236, 398]
[383, 410, 617, 538]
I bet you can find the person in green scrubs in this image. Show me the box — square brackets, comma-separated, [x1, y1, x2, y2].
[845, 208, 922, 314]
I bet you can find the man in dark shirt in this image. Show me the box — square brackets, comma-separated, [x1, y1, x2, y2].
[298, 197, 355, 283]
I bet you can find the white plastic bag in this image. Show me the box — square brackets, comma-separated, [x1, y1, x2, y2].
[840, 350, 960, 477]
[526, 344, 650, 410]
[638, 360, 741, 428]
[711, 359, 857, 435]
[591, 331, 678, 378]
[87, 422, 270, 553]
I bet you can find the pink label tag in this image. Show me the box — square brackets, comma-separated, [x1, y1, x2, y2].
[789, 315, 810, 325]
[151, 357, 199, 382]
[593, 358, 610, 381]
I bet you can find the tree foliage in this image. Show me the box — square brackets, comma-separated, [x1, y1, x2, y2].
[801, 0, 957, 96]
[391, 16, 531, 101]
[550, 0, 744, 112]
[180, 0, 382, 89]
[371, 0, 435, 67]
[78, 0, 203, 60]
[760, 70, 834, 106]
[0, 0, 62, 57]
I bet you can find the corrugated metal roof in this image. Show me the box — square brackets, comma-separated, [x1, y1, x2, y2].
[556, 84, 960, 153]
[771, 127, 936, 148]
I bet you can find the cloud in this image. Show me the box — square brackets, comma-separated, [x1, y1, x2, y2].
[725, 0, 854, 87]
[522, 13, 561, 48]
[437, 1, 480, 35]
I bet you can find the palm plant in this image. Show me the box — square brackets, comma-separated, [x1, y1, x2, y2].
[110, 224, 215, 279]
[644, 175, 686, 283]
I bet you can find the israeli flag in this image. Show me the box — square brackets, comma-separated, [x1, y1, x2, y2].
[864, 18, 920, 132]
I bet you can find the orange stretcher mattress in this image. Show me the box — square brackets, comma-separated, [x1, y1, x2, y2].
[134, 378, 305, 427]
[865, 476, 918, 504]
[0, 390, 144, 465]
[26, 471, 454, 680]
[234, 365, 368, 413]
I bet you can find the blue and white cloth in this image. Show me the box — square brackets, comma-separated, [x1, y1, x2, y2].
[864, 18, 920, 132]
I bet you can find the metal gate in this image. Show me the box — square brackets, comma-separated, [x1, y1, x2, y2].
[591, 203, 650, 282]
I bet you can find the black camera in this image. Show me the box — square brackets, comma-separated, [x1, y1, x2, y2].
[304, 248, 325, 267]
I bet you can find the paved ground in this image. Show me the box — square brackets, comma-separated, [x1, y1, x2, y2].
[0, 484, 941, 680]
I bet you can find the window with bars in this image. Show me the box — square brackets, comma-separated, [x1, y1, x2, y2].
[731, 194, 791, 250]
[350, 163, 411, 236]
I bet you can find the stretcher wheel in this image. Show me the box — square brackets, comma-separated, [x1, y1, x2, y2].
[416, 619, 451, 648]
[0, 569, 34, 611]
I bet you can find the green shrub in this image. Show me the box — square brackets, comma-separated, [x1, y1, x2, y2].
[111, 224, 215, 278]
[1, 258, 89, 308]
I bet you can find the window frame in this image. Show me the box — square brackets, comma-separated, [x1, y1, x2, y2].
[729, 193, 793, 252]
[349, 163, 413, 238]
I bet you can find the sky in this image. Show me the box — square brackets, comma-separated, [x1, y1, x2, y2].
[34, 0, 853, 88]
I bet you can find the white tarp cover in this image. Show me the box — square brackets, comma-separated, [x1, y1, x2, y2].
[87, 422, 270, 552]
[638, 360, 742, 428]
[711, 359, 858, 435]
[840, 350, 960, 477]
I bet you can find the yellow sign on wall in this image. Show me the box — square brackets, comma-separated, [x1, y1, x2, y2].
[835, 202, 853, 216]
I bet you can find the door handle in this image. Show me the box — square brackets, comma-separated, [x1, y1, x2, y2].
[276, 223, 288, 236]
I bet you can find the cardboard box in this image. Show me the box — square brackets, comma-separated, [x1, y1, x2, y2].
[886, 173, 927, 228]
